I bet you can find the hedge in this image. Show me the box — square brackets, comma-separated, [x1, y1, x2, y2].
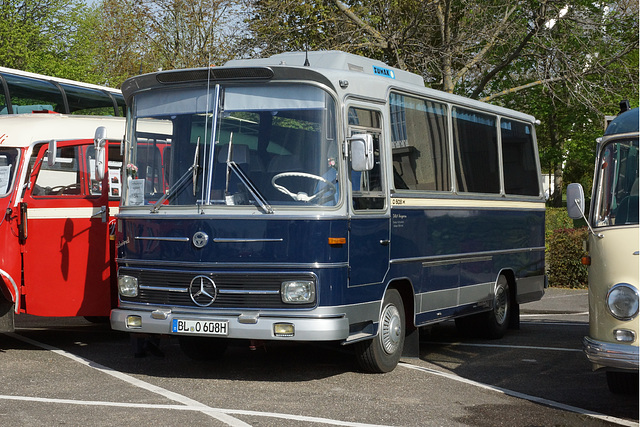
[545, 208, 589, 288]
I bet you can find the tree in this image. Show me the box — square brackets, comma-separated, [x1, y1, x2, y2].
[0, 0, 103, 83]
[242, 0, 638, 206]
[93, 0, 246, 87]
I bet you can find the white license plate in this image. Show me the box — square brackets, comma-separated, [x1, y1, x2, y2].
[172, 319, 229, 336]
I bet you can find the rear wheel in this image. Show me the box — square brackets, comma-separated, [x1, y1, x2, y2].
[484, 275, 511, 339]
[355, 289, 405, 373]
[455, 275, 511, 339]
[179, 336, 229, 361]
[606, 371, 639, 394]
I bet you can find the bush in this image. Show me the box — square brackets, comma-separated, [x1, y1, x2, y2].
[545, 208, 573, 250]
[547, 227, 589, 288]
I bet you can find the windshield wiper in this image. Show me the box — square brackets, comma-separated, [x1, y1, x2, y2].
[227, 161, 273, 214]
[151, 137, 200, 213]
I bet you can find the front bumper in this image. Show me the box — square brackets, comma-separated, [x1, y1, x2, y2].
[110, 307, 351, 341]
[583, 336, 640, 371]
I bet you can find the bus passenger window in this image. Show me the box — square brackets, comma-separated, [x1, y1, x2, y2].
[389, 93, 450, 191]
[452, 107, 500, 194]
[501, 119, 539, 196]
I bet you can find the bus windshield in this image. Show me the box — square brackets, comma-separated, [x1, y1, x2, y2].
[593, 138, 639, 227]
[123, 84, 339, 209]
[0, 148, 19, 196]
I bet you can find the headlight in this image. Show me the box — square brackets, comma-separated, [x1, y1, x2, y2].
[281, 280, 315, 304]
[118, 275, 139, 297]
[607, 283, 639, 320]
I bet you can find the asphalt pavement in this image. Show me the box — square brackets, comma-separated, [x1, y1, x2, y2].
[521, 287, 588, 315]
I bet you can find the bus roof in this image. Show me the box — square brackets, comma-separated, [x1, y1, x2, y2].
[0, 66, 121, 95]
[0, 114, 125, 148]
[604, 107, 639, 136]
[123, 51, 536, 123]
[225, 51, 426, 87]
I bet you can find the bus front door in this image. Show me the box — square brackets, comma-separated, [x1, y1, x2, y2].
[347, 118, 390, 287]
[21, 141, 112, 317]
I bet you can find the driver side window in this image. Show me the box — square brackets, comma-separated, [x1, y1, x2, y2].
[32, 146, 82, 196]
[348, 107, 385, 210]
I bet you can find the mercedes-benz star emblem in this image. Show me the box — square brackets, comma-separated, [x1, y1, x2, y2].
[192, 231, 209, 248]
[189, 275, 217, 307]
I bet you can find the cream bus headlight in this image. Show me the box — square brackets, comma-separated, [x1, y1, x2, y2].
[607, 283, 639, 320]
[118, 275, 139, 297]
[281, 280, 315, 304]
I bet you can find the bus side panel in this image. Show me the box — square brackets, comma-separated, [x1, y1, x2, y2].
[390, 204, 545, 324]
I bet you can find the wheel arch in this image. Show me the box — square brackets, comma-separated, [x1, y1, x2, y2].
[386, 278, 416, 330]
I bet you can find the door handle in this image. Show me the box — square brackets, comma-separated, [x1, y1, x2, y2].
[92, 206, 107, 222]
[380, 239, 390, 246]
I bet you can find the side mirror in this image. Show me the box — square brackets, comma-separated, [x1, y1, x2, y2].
[566, 183, 585, 220]
[349, 134, 374, 172]
[94, 126, 107, 180]
[46, 140, 57, 166]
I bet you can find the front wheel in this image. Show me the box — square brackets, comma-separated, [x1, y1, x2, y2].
[354, 289, 405, 373]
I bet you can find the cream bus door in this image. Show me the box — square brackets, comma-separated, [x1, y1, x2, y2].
[347, 109, 390, 287]
[22, 141, 112, 317]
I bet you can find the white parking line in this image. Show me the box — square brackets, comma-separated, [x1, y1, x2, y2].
[421, 341, 583, 353]
[399, 362, 638, 427]
[4, 332, 390, 427]
[521, 312, 589, 317]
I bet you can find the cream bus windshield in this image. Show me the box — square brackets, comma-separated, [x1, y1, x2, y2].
[593, 138, 639, 227]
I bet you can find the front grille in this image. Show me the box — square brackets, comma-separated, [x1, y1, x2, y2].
[120, 268, 315, 309]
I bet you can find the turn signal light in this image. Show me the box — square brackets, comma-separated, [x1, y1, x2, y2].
[328, 237, 346, 245]
[581, 256, 591, 266]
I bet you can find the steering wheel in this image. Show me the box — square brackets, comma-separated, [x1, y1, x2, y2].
[271, 172, 336, 202]
[49, 183, 80, 195]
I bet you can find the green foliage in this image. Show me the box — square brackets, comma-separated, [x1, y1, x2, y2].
[545, 208, 573, 247]
[547, 226, 589, 288]
[0, 0, 103, 83]
[546, 208, 589, 288]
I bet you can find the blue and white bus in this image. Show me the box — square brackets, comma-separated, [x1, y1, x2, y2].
[110, 51, 546, 372]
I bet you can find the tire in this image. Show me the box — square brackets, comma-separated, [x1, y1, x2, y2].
[455, 275, 511, 339]
[355, 289, 405, 373]
[484, 275, 511, 339]
[606, 371, 639, 394]
[179, 336, 229, 361]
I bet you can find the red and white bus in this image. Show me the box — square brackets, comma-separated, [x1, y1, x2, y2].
[0, 114, 125, 332]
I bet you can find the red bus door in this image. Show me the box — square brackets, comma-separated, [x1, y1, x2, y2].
[21, 140, 112, 317]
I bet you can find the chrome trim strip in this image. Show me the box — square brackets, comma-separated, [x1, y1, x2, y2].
[219, 289, 280, 295]
[139, 285, 188, 293]
[391, 246, 545, 265]
[422, 255, 492, 268]
[213, 238, 284, 243]
[138, 286, 282, 295]
[116, 258, 349, 269]
[135, 236, 190, 242]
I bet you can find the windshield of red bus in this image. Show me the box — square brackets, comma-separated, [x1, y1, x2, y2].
[123, 84, 339, 210]
[593, 137, 639, 227]
[0, 148, 19, 197]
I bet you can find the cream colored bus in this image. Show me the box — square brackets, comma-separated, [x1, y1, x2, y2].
[567, 106, 639, 394]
